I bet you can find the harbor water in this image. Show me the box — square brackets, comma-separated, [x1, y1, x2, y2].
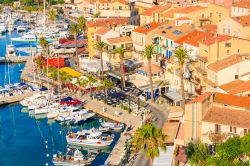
[0, 32, 119, 165]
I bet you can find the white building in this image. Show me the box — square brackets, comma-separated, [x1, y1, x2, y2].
[231, 0, 250, 17]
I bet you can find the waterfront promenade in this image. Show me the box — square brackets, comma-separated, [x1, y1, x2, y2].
[75, 95, 143, 165]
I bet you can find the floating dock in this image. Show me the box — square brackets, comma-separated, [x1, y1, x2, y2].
[0, 91, 37, 106]
[0, 56, 30, 64]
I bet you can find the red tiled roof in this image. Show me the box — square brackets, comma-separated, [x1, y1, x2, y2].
[106, 36, 132, 44]
[175, 30, 210, 47]
[95, 27, 110, 35]
[202, 24, 217, 33]
[201, 34, 231, 46]
[87, 18, 128, 27]
[214, 92, 250, 108]
[207, 55, 245, 72]
[138, 63, 162, 74]
[141, 4, 171, 16]
[233, 0, 250, 9]
[228, 80, 250, 94]
[203, 106, 250, 129]
[219, 80, 245, 92]
[188, 92, 213, 104]
[133, 22, 161, 34]
[44, 58, 65, 68]
[232, 15, 250, 27]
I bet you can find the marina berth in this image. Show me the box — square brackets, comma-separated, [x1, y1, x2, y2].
[53, 148, 94, 166]
[66, 129, 114, 147]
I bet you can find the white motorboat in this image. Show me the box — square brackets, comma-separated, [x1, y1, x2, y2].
[28, 99, 47, 110]
[53, 148, 93, 166]
[16, 24, 28, 32]
[11, 34, 37, 42]
[70, 112, 96, 125]
[100, 121, 124, 131]
[66, 129, 114, 147]
[7, 20, 14, 32]
[6, 44, 17, 57]
[20, 93, 48, 107]
[34, 103, 60, 115]
[56, 108, 89, 122]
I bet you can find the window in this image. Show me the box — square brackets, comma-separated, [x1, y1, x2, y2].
[230, 126, 232, 132]
[233, 127, 237, 133]
[227, 50, 229, 54]
[121, 44, 124, 48]
[215, 124, 221, 134]
[210, 12, 212, 17]
[238, 49, 240, 53]
[113, 45, 116, 49]
[235, 75, 239, 79]
[170, 40, 173, 47]
[244, 129, 248, 135]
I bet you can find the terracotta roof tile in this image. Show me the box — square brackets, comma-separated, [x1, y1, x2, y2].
[138, 63, 162, 74]
[203, 106, 250, 129]
[175, 30, 210, 47]
[141, 4, 171, 16]
[188, 92, 213, 104]
[106, 36, 132, 44]
[233, 0, 250, 9]
[133, 22, 161, 34]
[87, 18, 128, 27]
[202, 24, 217, 33]
[207, 55, 245, 72]
[219, 80, 245, 92]
[232, 15, 250, 27]
[228, 80, 250, 94]
[95, 27, 110, 35]
[214, 92, 250, 108]
[155, 22, 194, 41]
[201, 34, 231, 45]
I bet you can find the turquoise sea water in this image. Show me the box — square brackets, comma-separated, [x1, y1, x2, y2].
[0, 31, 118, 166]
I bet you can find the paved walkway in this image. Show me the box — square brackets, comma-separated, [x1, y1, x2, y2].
[75, 95, 143, 165]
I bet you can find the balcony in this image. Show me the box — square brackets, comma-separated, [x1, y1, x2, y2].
[200, 17, 210, 21]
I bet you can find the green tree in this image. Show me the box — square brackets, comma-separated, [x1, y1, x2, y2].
[57, 7, 64, 15]
[69, 23, 80, 68]
[94, 11, 101, 18]
[86, 75, 97, 98]
[76, 77, 88, 90]
[48, 9, 56, 24]
[132, 123, 166, 166]
[59, 71, 72, 84]
[144, 44, 154, 103]
[77, 16, 86, 34]
[115, 47, 126, 90]
[34, 55, 45, 71]
[58, 0, 64, 4]
[174, 47, 188, 110]
[96, 41, 107, 80]
[100, 78, 114, 103]
[241, 133, 250, 155]
[39, 37, 48, 56]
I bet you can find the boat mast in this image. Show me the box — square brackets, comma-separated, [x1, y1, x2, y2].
[43, 0, 46, 28]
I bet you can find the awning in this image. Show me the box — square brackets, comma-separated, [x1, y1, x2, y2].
[165, 91, 182, 101]
[137, 63, 162, 75]
[44, 58, 65, 68]
[60, 67, 82, 77]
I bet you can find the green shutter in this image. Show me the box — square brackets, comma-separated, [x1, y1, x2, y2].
[166, 39, 168, 47]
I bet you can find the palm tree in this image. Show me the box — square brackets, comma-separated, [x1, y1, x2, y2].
[101, 78, 115, 103]
[39, 37, 48, 56]
[132, 123, 166, 166]
[174, 47, 188, 110]
[86, 75, 97, 98]
[144, 45, 154, 103]
[59, 71, 72, 86]
[76, 77, 88, 95]
[115, 47, 126, 90]
[95, 41, 107, 80]
[77, 16, 86, 36]
[69, 23, 80, 68]
[48, 9, 56, 24]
